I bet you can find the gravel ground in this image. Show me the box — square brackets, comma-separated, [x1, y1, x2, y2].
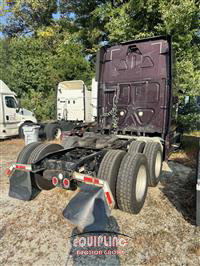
[0, 139, 200, 266]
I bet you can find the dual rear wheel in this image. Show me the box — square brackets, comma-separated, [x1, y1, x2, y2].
[97, 141, 163, 214]
[128, 140, 163, 187]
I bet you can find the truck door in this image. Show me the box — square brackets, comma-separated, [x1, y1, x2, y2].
[3, 95, 20, 134]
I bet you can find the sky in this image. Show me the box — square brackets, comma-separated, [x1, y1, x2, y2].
[0, 15, 8, 37]
[0, 14, 7, 23]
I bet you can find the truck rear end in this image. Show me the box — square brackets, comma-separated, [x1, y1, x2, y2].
[8, 36, 177, 230]
[96, 35, 173, 159]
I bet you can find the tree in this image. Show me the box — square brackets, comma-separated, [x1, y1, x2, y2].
[59, 0, 111, 51]
[92, 0, 200, 95]
[1, 0, 58, 36]
[0, 33, 93, 120]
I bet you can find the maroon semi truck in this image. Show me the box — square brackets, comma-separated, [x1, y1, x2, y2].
[8, 36, 179, 228]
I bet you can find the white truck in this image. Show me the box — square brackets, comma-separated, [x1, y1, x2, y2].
[0, 79, 97, 140]
[44, 79, 97, 140]
[57, 80, 93, 122]
[0, 80, 37, 139]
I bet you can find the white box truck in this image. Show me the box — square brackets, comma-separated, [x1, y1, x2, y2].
[44, 80, 97, 140]
[57, 80, 92, 122]
[0, 80, 37, 139]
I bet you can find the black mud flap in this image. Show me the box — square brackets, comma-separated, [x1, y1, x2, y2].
[63, 184, 111, 231]
[9, 170, 40, 201]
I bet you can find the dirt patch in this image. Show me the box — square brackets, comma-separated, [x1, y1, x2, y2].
[169, 134, 199, 168]
[0, 139, 200, 265]
[169, 150, 197, 168]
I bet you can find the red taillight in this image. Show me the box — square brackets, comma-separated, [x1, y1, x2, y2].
[52, 176, 58, 186]
[63, 178, 70, 188]
[84, 176, 93, 183]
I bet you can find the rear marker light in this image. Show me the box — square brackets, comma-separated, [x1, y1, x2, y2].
[63, 178, 70, 188]
[52, 177, 58, 186]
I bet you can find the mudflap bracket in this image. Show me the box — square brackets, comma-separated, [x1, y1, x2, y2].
[63, 172, 115, 231]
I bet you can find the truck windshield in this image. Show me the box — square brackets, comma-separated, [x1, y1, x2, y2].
[5, 96, 18, 109]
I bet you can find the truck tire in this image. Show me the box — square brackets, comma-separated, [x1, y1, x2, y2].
[59, 121, 75, 131]
[97, 150, 126, 206]
[16, 142, 42, 193]
[143, 142, 163, 187]
[19, 121, 33, 139]
[45, 123, 62, 141]
[128, 141, 146, 153]
[38, 124, 45, 139]
[28, 143, 64, 190]
[116, 153, 149, 214]
[17, 142, 42, 164]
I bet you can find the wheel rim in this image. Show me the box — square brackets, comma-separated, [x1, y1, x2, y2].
[55, 128, 62, 139]
[155, 151, 162, 178]
[135, 165, 147, 202]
